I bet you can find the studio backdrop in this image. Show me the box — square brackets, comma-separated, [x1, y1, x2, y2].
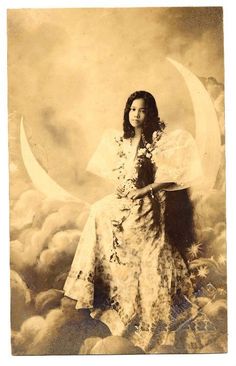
[8, 7, 226, 355]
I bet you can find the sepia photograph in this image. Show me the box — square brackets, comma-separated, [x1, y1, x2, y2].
[5, 4, 229, 358]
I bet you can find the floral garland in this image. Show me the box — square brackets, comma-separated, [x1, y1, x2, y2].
[136, 129, 163, 167]
[134, 129, 164, 189]
[112, 128, 164, 194]
[109, 129, 164, 264]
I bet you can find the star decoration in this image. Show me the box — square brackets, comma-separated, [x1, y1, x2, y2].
[187, 242, 202, 259]
[218, 254, 226, 265]
[217, 288, 226, 296]
[197, 265, 209, 278]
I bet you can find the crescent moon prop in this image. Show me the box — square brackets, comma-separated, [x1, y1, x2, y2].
[20, 117, 79, 202]
[167, 58, 221, 191]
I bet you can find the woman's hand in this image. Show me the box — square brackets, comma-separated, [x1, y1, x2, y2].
[127, 187, 148, 200]
[116, 184, 128, 198]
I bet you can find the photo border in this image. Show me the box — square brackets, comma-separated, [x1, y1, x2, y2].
[1, 1, 235, 365]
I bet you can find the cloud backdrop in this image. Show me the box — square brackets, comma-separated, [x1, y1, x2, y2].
[8, 7, 226, 355]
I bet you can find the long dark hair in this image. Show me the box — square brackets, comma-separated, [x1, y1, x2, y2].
[123, 90, 196, 266]
[123, 91, 164, 189]
[165, 190, 196, 267]
[123, 90, 165, 143]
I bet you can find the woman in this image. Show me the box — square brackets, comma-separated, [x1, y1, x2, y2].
[63, 90, 202, 349]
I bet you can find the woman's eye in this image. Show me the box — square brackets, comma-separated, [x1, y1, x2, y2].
[130, 108, 145, 113]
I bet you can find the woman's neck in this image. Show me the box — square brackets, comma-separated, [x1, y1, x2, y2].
[133, 128, 142, 139]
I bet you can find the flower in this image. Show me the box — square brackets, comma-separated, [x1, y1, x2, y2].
[137, 148, 146, 157]
[146, 152, 152, 159]
[152, 131, 158, 139]
[146, 143, 152, 150]
[152, 130, 163, 143]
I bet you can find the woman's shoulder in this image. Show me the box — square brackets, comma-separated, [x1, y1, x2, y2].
[161, 127, 193, 139]
[102, 128, 123, 141]
[99, 128, 124, 149]
[168, 128, 193, 138]
[157, 128, 195, 149]
[114, 134, 124, 145]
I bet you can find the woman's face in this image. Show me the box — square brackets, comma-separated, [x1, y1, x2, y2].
[129, 98, 146, 129]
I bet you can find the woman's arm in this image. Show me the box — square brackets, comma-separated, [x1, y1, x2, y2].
[127, 181, 178, 200]
[149, 181, 177, 192]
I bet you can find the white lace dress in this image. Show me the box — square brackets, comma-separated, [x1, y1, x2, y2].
[63, 128, 202, 333]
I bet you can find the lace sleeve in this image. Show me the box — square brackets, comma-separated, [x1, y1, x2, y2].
[152, 129, 203, 189]
[86, 128, 122, 182]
